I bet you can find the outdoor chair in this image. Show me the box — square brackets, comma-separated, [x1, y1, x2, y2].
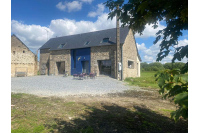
[89, 73, 96, 79]
[86, 73, 90, 79]
[73, 74, 79, 79]
[78, 73, 84, 80]
[82, 73, 88, 79]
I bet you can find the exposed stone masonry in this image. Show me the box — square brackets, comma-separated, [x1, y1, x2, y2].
[11, 35, 37, 77]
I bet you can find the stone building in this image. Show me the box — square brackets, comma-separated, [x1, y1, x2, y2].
[11, 34, 37, 77]
[39, 27, 141, 80]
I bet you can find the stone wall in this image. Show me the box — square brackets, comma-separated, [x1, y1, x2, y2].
[40, 49, 50, 75]
[122, 30, 140, 79]
[91, 45, 116, 78]
[11, 35, 37, 77]
[49, 49, 71, 75]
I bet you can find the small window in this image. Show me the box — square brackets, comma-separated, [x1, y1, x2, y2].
[13, 51, 15, 54]
[128, 60, 134, 69]
[84, 41, 90, 46]
[58, 43, 66, 48]
[23, 50, 25, 53]
[101, 38, 109, 43]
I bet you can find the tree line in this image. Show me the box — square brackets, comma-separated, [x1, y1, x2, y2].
[141, 62, 185, 71]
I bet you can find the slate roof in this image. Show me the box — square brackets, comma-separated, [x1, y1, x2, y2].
[40, 27, 130, 50]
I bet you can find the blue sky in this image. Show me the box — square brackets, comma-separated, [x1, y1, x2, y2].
[11, 0, 188, 63]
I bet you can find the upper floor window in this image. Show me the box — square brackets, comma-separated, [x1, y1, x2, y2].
[58, 43, 66, 48]
[101, 38, 109, 43]
[23, 50, 25, 53]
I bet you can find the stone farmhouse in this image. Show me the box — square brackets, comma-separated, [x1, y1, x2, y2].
[11, 34, 37, 77]
[39, 27, 141, 80]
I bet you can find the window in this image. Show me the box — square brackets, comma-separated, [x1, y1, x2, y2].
[128, 60, 134, 69]
[13, 51, 15, 54]
[23, 50, 25, 53]
[58, 43, 66, 48]
[84, 41, 90, 46]
[101, 38, 109, 43]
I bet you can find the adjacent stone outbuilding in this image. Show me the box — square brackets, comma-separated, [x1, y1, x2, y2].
[39, 27, 141, 80]
[11, 34, 37, 77]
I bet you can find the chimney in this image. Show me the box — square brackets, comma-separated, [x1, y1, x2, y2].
[116, 5, 121, 80]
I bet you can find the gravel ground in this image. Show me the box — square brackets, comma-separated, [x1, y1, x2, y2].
[11, 75, 141, 97]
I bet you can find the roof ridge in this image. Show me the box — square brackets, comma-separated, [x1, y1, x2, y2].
[51, 26, 129, 39]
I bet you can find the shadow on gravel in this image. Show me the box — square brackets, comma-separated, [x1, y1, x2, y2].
[44, 104, 188, 133]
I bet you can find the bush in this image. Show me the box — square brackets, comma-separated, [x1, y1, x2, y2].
[163, 62, 185, 70]
[141, 62, 185, 72]
[155, 69, 188, 121]
[141, 62, 164, 71]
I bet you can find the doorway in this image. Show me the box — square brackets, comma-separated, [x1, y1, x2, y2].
[56, 61, 65, 74]
[82, 61, 89, 74]
[98, 60, 111, 76]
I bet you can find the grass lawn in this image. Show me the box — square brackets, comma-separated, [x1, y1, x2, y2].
[125, 71, 188, 89]
[125, 71, 159, 89]
[11, 91, 188, 133]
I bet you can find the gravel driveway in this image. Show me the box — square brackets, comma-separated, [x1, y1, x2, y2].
[11, 75, 140, 97]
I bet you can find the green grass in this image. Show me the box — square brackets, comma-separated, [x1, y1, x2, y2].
[125, 71, 159, 89]
[125, 71, 188, 89]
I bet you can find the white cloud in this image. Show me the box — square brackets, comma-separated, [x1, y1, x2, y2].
[49, 13, 116, 37]
[135, 22, 165, 38]
[137, 43, 146, 51]
[11, 20, 53, 52]
[81, 0, 93, 4]
[137, 39, 188, 63]
[178, 39, 188, 47]
[144, 55, 154, 62]
[137, 41, 160, 63]
[88, 3, 105, 17]
[56, 2, 67, 11]
[56, 1, 82, 12]
[11, 13, 117, 52]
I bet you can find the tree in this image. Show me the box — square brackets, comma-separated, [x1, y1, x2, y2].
[163, 63, 173, 69]
[104, 0, 188, 121]
[141, 62, 165, 71]
[140, 62, 148, 71]
[149, 62, 164, 71]
[163, 62, 185, 70]
[173, 62, 185, 70]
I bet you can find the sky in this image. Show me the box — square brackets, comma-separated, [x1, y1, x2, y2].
[11, 0, 188, 63]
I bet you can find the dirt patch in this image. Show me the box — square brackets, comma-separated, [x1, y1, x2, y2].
[56, 88, 175, 116]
